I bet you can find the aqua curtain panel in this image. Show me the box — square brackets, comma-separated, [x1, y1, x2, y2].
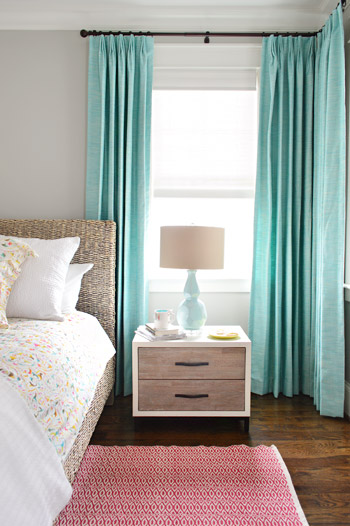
[312, 7, 346, 417]
[249, 5, 345, 417]
[86, 35, 154, 396]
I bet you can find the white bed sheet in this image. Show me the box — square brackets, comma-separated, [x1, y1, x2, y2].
[0, 375, 72, 526]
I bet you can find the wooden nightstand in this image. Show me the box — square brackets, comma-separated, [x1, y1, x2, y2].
[132, 326, 251, 431]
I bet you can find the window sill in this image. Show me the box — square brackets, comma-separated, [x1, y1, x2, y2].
[149, 278, 251, 293]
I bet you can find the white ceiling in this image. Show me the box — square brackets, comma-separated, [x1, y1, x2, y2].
[0, 0, 341, 32]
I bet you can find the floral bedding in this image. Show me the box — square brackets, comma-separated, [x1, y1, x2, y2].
[0, 312, 115, 460]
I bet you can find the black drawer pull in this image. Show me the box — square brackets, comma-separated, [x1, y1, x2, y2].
[175, 394, 209, 399]
[175, 361, 209, 367]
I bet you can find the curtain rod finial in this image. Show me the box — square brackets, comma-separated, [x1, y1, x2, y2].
[80, 29, 88, 38]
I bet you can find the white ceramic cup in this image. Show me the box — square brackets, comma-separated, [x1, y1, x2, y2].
[154, 309, 175, 330]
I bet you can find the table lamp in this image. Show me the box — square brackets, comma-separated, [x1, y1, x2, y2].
[160, 225, 225, 331]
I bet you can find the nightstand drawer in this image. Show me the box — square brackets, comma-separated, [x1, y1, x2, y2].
[138, 347, 245, 380]
[138, 379, 245, 411]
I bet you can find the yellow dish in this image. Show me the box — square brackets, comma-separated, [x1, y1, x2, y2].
[208, 329, 240, 340]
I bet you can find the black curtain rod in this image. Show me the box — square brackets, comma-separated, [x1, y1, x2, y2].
[80, 0, 346, 41]
[80, 0, 347, 40]
[80, 29, 318, 39]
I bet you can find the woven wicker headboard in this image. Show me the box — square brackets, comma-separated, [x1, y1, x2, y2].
[0, 219, 116, 345]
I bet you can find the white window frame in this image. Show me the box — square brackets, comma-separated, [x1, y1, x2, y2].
[150, 40, 261, 294]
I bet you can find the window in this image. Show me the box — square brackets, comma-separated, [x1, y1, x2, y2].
[148, 88, 258, 290]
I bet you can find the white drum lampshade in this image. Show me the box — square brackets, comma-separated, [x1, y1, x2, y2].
[160, 226, 225, 330]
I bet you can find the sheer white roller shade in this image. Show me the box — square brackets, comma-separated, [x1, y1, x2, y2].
[152, 90, 257, 195]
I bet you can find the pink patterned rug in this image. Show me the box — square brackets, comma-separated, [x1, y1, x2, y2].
[56, 445, 308, 526]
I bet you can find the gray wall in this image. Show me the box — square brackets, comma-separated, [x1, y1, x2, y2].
[0, 31, 87, 219]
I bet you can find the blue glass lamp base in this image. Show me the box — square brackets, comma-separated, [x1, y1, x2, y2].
[176, 270, 207, 331]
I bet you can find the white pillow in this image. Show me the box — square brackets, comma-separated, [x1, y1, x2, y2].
[6, 236, 80, 322]
[61, 263, 93, 314]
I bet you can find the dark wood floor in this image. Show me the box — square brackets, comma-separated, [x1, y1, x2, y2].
[91, 394, 350, 526]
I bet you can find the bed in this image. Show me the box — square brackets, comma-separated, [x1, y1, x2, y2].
[0, 219, 116, 524]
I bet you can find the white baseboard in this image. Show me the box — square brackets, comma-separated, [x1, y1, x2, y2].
[345, 381, 350, 417]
